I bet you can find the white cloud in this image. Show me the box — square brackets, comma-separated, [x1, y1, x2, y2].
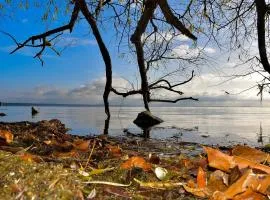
[55, 36, 97, 47]
[2, 71, 267, 106]
[204, 47, 216, 54]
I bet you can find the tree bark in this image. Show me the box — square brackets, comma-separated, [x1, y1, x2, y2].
[255, 0, 270, 73]
[131, 0, 158, 111]
[78, 0, 112, 133]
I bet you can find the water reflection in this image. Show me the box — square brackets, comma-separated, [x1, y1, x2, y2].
[257, 122, 270, 145]
[1, 106, 270, 146]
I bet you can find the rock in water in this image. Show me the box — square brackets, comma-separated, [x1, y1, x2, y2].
[0, 113, 6, 117]
[133, 111, 163, 128]
[31, 107, 39, 115]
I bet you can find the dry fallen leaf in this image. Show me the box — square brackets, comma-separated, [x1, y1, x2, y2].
[232, 145, 270, 163]
[120, 156, 152, 171]
[0, 130, 13, 143]
[73, 139, 90, 151]
[204, 146, 234, 172]
[233, 156, 270, 174]
[222, 169, 270, 198]
[19, 153, 42, 163]
[183, 184, 210, 198]
[207, 170, 228, 194]
[233, 189, 267, 200]
[197, 166, 207, 188]
[107, 145, 122, 157]
[204, 146, 270, 174]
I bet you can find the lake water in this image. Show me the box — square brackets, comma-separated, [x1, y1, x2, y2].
[0, 105, 270, 146]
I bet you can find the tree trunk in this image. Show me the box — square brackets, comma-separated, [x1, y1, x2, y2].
[78, 0, 112, 133]
[131, 0, 158, 111]
[255, 0, 270, 73]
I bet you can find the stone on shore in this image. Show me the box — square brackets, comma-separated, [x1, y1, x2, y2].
[133, 111, 163, 129]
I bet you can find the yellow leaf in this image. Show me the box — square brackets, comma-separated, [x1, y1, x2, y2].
[134, 178, 183, 189]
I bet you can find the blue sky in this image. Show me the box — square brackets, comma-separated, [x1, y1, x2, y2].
[0, 2, 268, 105]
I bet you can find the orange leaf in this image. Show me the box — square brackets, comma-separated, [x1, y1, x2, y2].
[223, 169, 270, 198]
[232, 145, 270, 163]
[183, 184, 210, 198]
[107, 145, 122, 157]
[204, 146, 270, 174]
[197, 166, 207, 188]
[19, 153, 42, 163]
[210, 191, 226, 200]
[73, 139, 90, 151]
[233, 189, 267, 200]
[233, 156, 270, 174]
[0, 130, 13, 143]
[204, 146, 234, 172]
[53, 149, 79, 158]
[120, 156, 152, 171]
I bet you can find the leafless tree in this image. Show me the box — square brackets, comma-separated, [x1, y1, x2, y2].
[2, 0, 208, 133]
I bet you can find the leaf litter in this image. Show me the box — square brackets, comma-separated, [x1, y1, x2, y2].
[0, 119, 269, 199]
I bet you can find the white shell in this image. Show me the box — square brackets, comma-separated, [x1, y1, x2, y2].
[154, 167, 168, 180]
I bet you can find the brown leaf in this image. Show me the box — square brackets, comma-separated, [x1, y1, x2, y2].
[10, 184, 22, 193]
[53, 149, 79, 158]
[0, 130, 13, 143]
[19, 153, 42, 163]
[228, 166, 241, 185]
[204, 146, 270, 174]
[210, 191, 226, 200]
[73, 139, 90, 151]
[183, 184, 210, 198]
[104, 186, 132, 199]
[233, 189, 267, 200]
[204, 146, 234, 172]
[207, 170, 228, 194]
[223, 169, 270, 198]
[197, 166, 207, 188]
[232, 145, 270, 163]
[149, 153, 160, 164]
[107, 145, 122, 157]
[120, 156, 152, 171]
[233, 156, 270, 174]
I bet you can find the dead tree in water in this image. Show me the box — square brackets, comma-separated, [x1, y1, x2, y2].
[3, 0, 203, 133]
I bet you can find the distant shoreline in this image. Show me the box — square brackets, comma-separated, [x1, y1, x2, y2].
[0, 102, 104, 107]
[0, 102, 268, 108]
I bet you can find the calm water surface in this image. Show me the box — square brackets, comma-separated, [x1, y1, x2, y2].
[0, 106, 269, 146]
